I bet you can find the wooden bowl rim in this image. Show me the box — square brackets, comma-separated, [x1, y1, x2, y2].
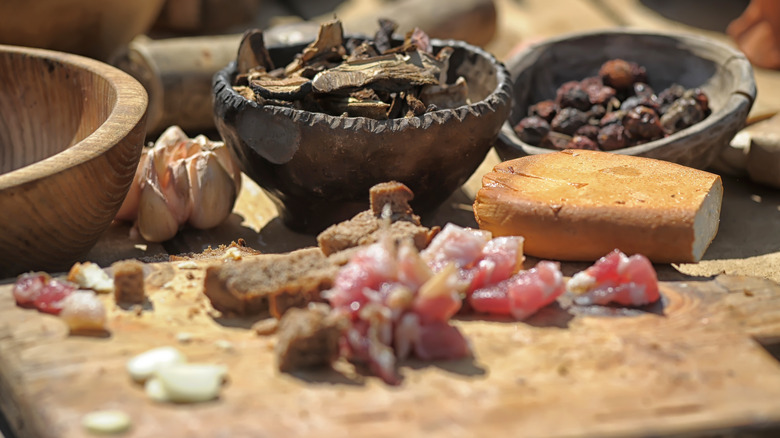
[0, 44, 148, 189]
[497, 28, 756, 158]
[213, 37, 512, 133]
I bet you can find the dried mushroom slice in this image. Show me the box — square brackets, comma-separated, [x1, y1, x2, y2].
[285, 19, 346, 76]
[249, 76, 313, 101]
[237, 29, 274, 76]
[311, 53, 440, 94]
[318, 96, 391, 119]
[373, 18, 398, 54]
[419, 76, 470, 109]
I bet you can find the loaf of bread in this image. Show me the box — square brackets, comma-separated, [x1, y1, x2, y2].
[473, 150, 723, 263]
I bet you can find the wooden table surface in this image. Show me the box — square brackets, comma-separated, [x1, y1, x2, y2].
[4, 0, 780, 437]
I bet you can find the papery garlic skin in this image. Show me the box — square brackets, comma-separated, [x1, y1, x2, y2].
[115, 126, 242, 242]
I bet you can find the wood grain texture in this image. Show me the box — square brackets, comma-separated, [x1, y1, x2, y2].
[0, 45, 148, 278]
[1, 261, 780, 438]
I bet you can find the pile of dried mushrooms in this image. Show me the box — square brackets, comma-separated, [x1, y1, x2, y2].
[232, 18, 470, 119]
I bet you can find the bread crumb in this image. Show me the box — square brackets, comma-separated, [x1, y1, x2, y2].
[178, 261, 199, 270]
[215, 339, 234, 352]
[252, 318, 279, 336]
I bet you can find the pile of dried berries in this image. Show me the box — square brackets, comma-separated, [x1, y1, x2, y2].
[231, 18, 469, 119]
[513, 59, 711, 151]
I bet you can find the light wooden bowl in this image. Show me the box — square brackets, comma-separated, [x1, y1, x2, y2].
[0, 0, 164, 61]
[0, 45, 148, 278]
[496, 29, 756, 169]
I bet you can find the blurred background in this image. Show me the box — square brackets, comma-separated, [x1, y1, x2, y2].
[3, 0, 776, 139]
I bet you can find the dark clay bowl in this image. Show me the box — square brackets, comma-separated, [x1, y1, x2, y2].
[213, 37, 511, 233]
[496, 29, 756, 169]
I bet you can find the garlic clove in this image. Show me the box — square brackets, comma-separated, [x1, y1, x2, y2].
[154, 363, 227, 403]
[115, 149, 149, 222]
[210, 141, 243, 193]
[187, 151, 237, 230]
[160, 159, 192, 225]
[137, 181, 181, 242]
[82, 409, 132, 434]
[144, 377, 170, 402]
[126, 346, 186, 383]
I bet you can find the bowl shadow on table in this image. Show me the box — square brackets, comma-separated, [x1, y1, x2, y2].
[163, 212, 316, 256]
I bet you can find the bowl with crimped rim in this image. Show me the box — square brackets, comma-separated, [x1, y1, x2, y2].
[495, 28, 756, 169]
[213, 36, 512, 233]
[0, 45, 148, 277]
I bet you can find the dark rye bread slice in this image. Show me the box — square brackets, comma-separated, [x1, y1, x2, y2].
[203, 247, 339, 318]
[317, 181, 438, 256]
[275, 303, 346, 372]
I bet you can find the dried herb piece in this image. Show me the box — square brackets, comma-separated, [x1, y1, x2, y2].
[249, 75, 312, 100]
[231, 18, 466, 119]
[237, 29, 274, 76]
[311, 53, 440, 94]
[285, 19, 346, 77]
[374, 18, 398, 54]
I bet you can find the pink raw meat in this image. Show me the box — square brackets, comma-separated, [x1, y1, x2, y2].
[569, 249, 660, 306]
[469, 261, 565, 320]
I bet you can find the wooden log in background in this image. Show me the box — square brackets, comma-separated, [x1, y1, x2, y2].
[111, 0, 497, 136]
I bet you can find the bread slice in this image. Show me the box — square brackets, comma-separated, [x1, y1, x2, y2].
[203, 247, 338, 317]
[474, 150, 723, 263]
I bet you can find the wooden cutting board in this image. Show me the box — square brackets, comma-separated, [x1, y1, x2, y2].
[2, 256, 780, 438]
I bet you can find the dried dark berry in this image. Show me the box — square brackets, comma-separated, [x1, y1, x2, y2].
[684, 88, 710, 114]
[587, 105, 606, 121]
[550, 107, 588, 136]
[623, 106, 665, 140]
[522, 60, 710, 152]
[660, 97, 705, 134]
[528, 100, 557, 122]
[597, 123, 629, 150]
[555, 81, 591, 111]
[599, 59, 645, 90]
[567, 135, 600, 150]
[574, 124, 600, 141]
[539, 132, 572, 150]
[579, 76, 603, 89]
[658, 83, 685, 105]
[620, 96, 642, 112]
[633, 82, 654, 98]
[600, 109, 626, 127]
[583, 84, 617, 106]
[513, 116, 551, 145]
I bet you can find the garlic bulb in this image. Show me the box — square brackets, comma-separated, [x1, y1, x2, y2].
[115, 126, 242, 242]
